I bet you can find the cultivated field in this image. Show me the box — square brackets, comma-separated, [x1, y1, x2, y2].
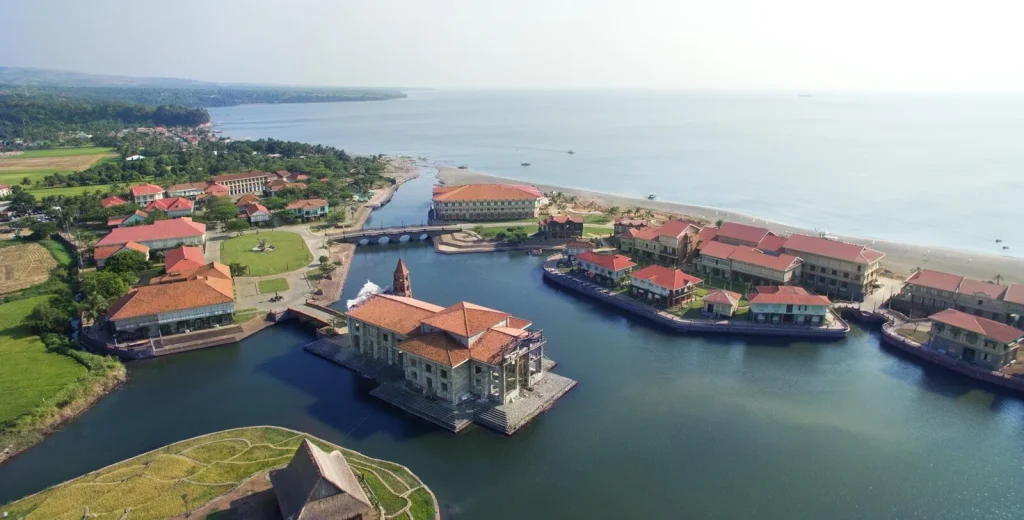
[0, 296, 87, 429]
[0, 242, 58, 295]
[220, 231, 312, 276]
[0, 150, 115, 172]
[1, 426, 439, 520]
[10, 147, 116, 158]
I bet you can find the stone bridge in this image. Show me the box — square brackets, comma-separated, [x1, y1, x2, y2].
[330, 225, 464, 245]
[288, 301, 347, 327]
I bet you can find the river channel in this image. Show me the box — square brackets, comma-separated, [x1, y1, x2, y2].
[2, 170, 1024, 519]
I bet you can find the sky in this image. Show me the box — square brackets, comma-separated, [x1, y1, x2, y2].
[3, 0, 1023, 92]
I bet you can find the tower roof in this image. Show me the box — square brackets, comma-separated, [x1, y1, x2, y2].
[395, 258, 409, 274]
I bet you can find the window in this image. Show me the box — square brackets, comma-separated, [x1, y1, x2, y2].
[409, 358, 418, 367]
[353, 322, 360, 331]
[441, 369, 448, 379]
[475, 366, 482, 374]
[382, 333, 389, 342]
[831, 269, 838, 275]
[977, 299, 984, 305]
[441, 382, 448, 391]
[425, 365, 432, 373]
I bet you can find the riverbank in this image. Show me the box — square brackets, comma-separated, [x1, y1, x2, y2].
[1, 425, 439, 520]
[438, 166, 1024, 282]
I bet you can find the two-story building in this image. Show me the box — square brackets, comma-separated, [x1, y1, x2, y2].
[107, 210, 148, 228]
[286, 199, 330, 221]
[713, 222, 785, 252]
[613, 219, 648, 235]
[243, 203, 271, 224]
[928, 308, 1024, 370]
[94, 217, 206, 267]
[129, 183, 165, 205]
[563, 240, 595, 262]
[538, 215, 584, 239]
[629, 264, 702, 307]
[617, 220, 703, 267]
[431, 184, 543, 221]
[210, 171, 271, 196]
[345, 290, 548, 406]
[575, 250, 637, 285]
[145, 197, 194, 218]
[781, 234, 884, 301]
[748, 286, 831, 325]
[165, 182, 210, 199]
[696, 241, 803, 287]
[892, 269, 1024, 326]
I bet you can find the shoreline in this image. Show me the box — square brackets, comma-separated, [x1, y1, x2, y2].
[436, 165, 1024, 282]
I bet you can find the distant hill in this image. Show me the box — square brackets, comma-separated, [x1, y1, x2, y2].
[0, 67, 407, 107]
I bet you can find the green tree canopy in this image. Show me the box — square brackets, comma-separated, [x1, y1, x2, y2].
[103, 249, 149, 278]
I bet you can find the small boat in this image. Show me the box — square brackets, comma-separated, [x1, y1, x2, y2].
[647, 193, 657, 200]
[527, 249, 543, 255]
[521, 162, 531, 167]
[567, 150, 575, 155]
[457, 165, 468, 169]
[996, 239, 1003, 243]
[1003, 246, 1010, 250]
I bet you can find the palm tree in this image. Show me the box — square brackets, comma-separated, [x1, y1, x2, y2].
[994, 273, 1004, 285]
[81, 294, 108, 325]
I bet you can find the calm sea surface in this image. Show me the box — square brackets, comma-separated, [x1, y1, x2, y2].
[209, 91, 1024, 256]
[1, 169, 1023, 519]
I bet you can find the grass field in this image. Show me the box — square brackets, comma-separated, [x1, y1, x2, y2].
[220, 232, 312, 276]
[8, 146, 116, 158]
[232, 308, 264, 324]
[257, 278, 290, 293]
[0, 243, 58, 295]
[1, 426, 438, 520]
[0, 296, 87, 429]
[473, 225, 534, 239]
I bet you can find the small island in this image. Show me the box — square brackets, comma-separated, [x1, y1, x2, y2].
[1, 426, 438, 520]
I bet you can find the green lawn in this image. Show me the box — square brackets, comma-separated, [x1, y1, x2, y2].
[473, 225, 535, 240]
[232, 308, 265, 324]
[583, 225, 611, 237]
[1, 426, 438, 520]
[582, 214, 612, 224]
[26, 183, 118, 197]
[220, 231, 312, 276]
[0, 296, 87, 429]
[257, 278, 290, 293]
[12, 146, 116, 158]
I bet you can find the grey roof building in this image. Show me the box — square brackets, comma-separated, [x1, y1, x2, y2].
[270, 439, 376, 520]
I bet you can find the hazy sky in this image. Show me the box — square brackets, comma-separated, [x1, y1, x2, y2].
[3, 0, 1023, 91]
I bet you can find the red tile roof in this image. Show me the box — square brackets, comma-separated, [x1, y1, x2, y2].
[906, 269, 966, 293]
[432, 184, 542, 202]
[346, 294, 446, 336]
[716, 222, 771, 245]
[564, 241, 595, 250]
[958, 279, 1008, 300]
[930, 309, 1024, 344]
[703, 289, 742, 307]
[166, 181, 209, 192]
[696, 227, 718, 243]
[95, 241, 150, 261]
[146, 197, 193, 212]
[107, 210, 148, 227]
[631, 265, 702, 290]
[656, 220, 702, 240]
[782, 234, 885, 265]
[728, 247, 803, 272]
[235, 194, 261, 206]
[101, 196, 128, 208]
[244, 203, 269, 216]
[130, 183, 164, 197]
[749, 286, 831, 306]
[615, 219, 648, 227]
[211, 171, 270, 182]
[95, 217, 206, 248]
[286, 198, 329, 210]
[757, 234, 787, 253]
[697, 241, 738, 259]
[205, 184, 229, 195]
[164, 245, 206, 273]
[420, 302, 510, 337]
[1005, 284, 1024, 306]
[108, 278, 233, 320]
[539, 215, 584, 225]
[576, 251, 637, 272]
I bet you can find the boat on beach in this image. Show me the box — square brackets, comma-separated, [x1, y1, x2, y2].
[647, 193, 656, 200]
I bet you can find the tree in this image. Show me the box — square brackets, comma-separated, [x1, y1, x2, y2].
[28, 302, 71, 334]
[715, 219, 724, 228]
[319, 255, 330, 264]
[608, 206, 619, 216]
[318, 262, 337, 278]
[225, 219, 250, 236]
[104, 249, 149, 277]
[203, 195, 238, 228]
[275, 211, 298, 226]
[144, 209, 168, 224]
[10, 190, 36, 215]
[30, 221, 59, 239]
[229, 263, 249, 277]
[82, 270, 131, 301]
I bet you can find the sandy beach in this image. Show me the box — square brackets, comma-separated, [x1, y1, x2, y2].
[437, 165, 1024, 282]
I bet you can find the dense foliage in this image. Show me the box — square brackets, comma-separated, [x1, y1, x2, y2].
[0, 94, 209, 141]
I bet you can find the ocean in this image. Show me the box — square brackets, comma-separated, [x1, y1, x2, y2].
[209, 90, 1024, 256]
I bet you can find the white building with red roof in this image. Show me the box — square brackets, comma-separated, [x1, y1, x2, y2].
[129, 183, 165, 204]
[100, 195, 129, 208]
[94, 217, 206, 267]
[286, 198, 329, 221]
[702, 290, 743, 318]
[165, 181, 209, 199]
[781, 234, 885, 301]
[697, 241, 803, 286]
[243, 203, 271, 223]
[431, 184, 543, 221]
[748, 286, 831, 325]
[575, 250, 637, 285]
[145, 197, 194, 218]
[629, 264, 703, 307]
[344, 260, 557, 408]
[928, 308, 1024, 369]
[210, 171, 270, 196]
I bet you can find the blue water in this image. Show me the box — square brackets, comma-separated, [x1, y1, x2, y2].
[210, 91, 1024, 257]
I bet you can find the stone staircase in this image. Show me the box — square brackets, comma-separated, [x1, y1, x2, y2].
[304, 338, 342, 360]
[370, 382, 481, 432]
[474, 406, 511, 433]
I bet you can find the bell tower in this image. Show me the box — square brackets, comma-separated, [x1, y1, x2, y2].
[393, 258, 412, 298]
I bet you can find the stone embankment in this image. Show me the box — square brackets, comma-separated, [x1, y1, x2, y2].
[542, 256, 849, 339]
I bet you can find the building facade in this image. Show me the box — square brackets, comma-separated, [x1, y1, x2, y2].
[165, 182, 209, 199]
[210, 171, 271, 196]
[781, 234, 884, 301]
[431, 184, 543, 221]
[538, 215, 584, 239]
[617, 220, 703, 267]
[927, 308, 1024, 370]
[243, 203, 271, 223]
[94, 218, 206, 266]
[629, 264, 702, 308]
[130, 183, 165, 204]
[748, 286, 831, 325]
[575, 250, 637, 285]
[145, 197, 194, 218]
[891, 269, 1024, 327]
[702, 290, 741, 318]
[286, 198, 330, 220]
[613, 219, 648, 235]
[696, 241, 803, 287]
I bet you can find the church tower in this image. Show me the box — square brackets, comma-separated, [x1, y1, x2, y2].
[393, 258, 412, 298]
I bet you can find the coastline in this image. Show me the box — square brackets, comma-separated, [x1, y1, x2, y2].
[436, 165, 1024, 282]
